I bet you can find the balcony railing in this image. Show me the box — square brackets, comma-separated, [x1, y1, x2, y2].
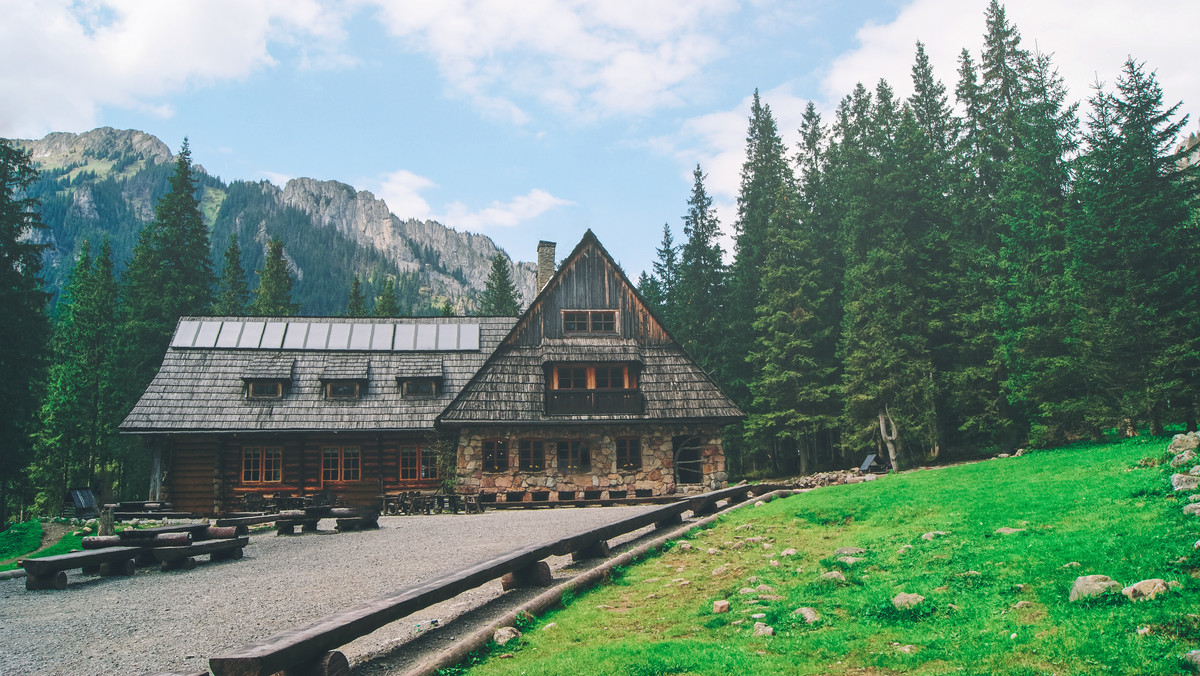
[545, 390, 645, 416]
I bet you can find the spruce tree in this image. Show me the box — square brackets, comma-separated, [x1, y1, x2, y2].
[728, 91, 792, 408]
[213, 233, 249, 315]
[1074, 59, 1199, 434]
[374, 279, 399, 317]
[675, 165, 727, 378]
[650, 223, 679, 327]
[636, 271, 666, 316]
[0, 139, 49, 527]
[345, 275, 368, 317]
[479, 254, 521, 316]
[248, 237, 299, 316]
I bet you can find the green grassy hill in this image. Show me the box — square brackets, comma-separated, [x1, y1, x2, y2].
[461, 435, 1200, 675]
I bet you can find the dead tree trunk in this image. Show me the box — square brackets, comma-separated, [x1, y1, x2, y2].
[878, 406, 899, 471]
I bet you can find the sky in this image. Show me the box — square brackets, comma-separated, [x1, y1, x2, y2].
[3, 0, 1198, 276]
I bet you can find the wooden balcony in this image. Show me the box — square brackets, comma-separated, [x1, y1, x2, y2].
[545, 390, 645, 416]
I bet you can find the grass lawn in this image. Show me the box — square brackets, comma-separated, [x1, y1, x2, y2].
[458, 435, 1200, 675]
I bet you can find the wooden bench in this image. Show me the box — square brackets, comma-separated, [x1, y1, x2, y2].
[20, 546, 143, 590]
[154, 537, 250, 571]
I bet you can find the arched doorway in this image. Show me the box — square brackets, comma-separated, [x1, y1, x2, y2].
[673, 435, 703, 485]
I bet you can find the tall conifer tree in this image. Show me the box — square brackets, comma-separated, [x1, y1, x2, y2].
[248, 237, 299, 316]
[374, 279, 399, 317]
[213, 233, 249, 315]
[479, 254, 521, 316]
[0, 139, 49, 525]
[345, 276, 369, 317]
[675, 166, 727, 378]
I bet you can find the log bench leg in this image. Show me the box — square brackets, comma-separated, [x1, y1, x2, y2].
[335, 518, 360, 533]
[654, 513, 684, 530]
[277, 520, 296, 535]
[135, 550, 159, 567]
[99, 559, 136, 577]
[301, 520, 319, 533]
[81, 564, 100, 575]
[26, 571, 68, 591]
[571, 540, 611, 564]
[234, 524, 249, 536]
[500, 561, 553, 591]
[161, 557, 197, 572]
[692, 500, 720, 517]
[283, 649, 350, 676]
[211, 548, 244, 562]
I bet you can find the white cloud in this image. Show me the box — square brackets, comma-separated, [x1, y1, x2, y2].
[259, 170, 292, 187]
[0, 0, 350, 138]
[442, 189, 574, 229]
[372, 169, 571, 229]
[364, 0, 736, 123]
[378, 169, 437, 221]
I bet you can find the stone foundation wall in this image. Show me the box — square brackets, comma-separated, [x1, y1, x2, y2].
[455, 423, 727, 501]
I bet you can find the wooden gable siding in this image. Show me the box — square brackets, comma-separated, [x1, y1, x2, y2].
[508, 236, 673, 348]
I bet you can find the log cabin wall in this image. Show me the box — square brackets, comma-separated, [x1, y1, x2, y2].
[455, 423, 726, 501]
[166, 432, 437, 516]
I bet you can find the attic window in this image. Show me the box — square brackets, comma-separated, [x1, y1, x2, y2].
[247, 381, 284, 399]
[563, 310, 616, 334]
[402, 379, 438, 398]
[325, 381, 361, 399]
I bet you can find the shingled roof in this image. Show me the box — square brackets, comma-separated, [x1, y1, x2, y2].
[120, 316, 515, 434]
[438, 231, 744, 426]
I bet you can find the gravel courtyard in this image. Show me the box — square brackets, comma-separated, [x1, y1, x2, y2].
[0, 505, 661, 676]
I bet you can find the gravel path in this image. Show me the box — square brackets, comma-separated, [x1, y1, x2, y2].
[0, 505, 661, 676]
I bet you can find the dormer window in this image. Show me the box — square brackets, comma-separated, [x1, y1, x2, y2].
[247, 380, 284, 399]
[401, 379, 439, 398]
[563, 310, 617, 334]
[325, 381, 362, 399]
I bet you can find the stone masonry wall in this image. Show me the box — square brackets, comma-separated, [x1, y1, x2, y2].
[455, 424, 727, 501]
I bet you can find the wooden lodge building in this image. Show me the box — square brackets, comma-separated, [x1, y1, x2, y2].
[120, 231, 743, 515]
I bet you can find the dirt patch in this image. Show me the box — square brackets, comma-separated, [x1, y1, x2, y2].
[0, 521, 72, 565]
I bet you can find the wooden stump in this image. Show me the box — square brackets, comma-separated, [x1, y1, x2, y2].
[98, 507, 115, 536]
[212, 548, 244, 562]
[282, 650, 350, 676]
[161, 557, 197, 571]
[500, 561, 553, 591]
[26, 571, 68, 591]
[571, 539, 611, 563]
[654, 513, 684, 529]
[301, 519, 319, 533]
[335, 518, 361, 532]
[99, 559, 136, 577]
[276, 520, 296, 535]
[203, 526, 238, 540]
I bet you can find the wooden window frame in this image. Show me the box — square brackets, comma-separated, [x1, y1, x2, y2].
[401, 379, 439, 398]
[324, 381, 362, 399]
[247, 380, 284, 399]
[562, 310, 617, 334]
[615, 437, 642, 471]
[242, 446, 283, 484]
[555, 440, 589, 472]
[550, 364, 636, 391]
[518, 439, 545, 471]
[321, 446, 361, 483]
[482, 439, 508, 473]
[400, 445, 438, 481]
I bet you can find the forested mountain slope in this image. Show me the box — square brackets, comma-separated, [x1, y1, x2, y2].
[14, 127, 536, 315]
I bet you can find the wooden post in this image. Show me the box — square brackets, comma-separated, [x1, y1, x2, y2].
[99, 507, 115, 536]
[571, 540, 610, 563]
[500, 561, 553, 591]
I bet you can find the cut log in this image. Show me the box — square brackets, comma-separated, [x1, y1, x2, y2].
[202, 526, 238, 540]
[99, 559, 136, 576]
[25, 571, 68, 591]
[500, 561, 553, 590]
[153, 537, 250, 563]
[571, 540, 610, 563]
[86, 533, 191, 549]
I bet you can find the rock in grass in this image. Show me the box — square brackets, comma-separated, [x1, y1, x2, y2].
[1171, 474, 1200, 491]
[1190, 495, 1200, 503]
[1184, 649, 1200, 668]
[677, 541, 692, 551]
[753, 622, 774, 636]
[834, 546, 866, 556]
[1168, 433, 1200, 455]
[794, 607, 820, 624]
[1069, 575, 1122, 602]
[713, 600, 730, 614]
[837, 556, 864, 566]
[820, 571, 847, 583]
[493, 626, 521, 646]
[995, 527, 1025, 535]
[1191, 465, 1200, 476]
[542, 622, 557, 631]
[921, 531, 948, 541]
[781, 548, 798, 557]
[1184, 504, 1200, 516]
[1122, 579, 1169, 602]
[1063, 561, 1081, 568]
[1171, 448, 1197, 468]
[892, 592, 925, 610]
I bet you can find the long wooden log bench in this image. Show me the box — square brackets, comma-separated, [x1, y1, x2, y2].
[208, 499, 706, 675]
[154, 536, 251, 571]
[20, 546, 143, 590]
[217, 508, 380, 535]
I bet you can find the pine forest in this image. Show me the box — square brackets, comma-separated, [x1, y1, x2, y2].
[1, 2, 1197, 524]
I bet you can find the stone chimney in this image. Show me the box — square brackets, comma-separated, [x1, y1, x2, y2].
[537, 240, 556, 292]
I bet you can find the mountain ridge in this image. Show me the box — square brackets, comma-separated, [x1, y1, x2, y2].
[12, 127, 537, 315]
